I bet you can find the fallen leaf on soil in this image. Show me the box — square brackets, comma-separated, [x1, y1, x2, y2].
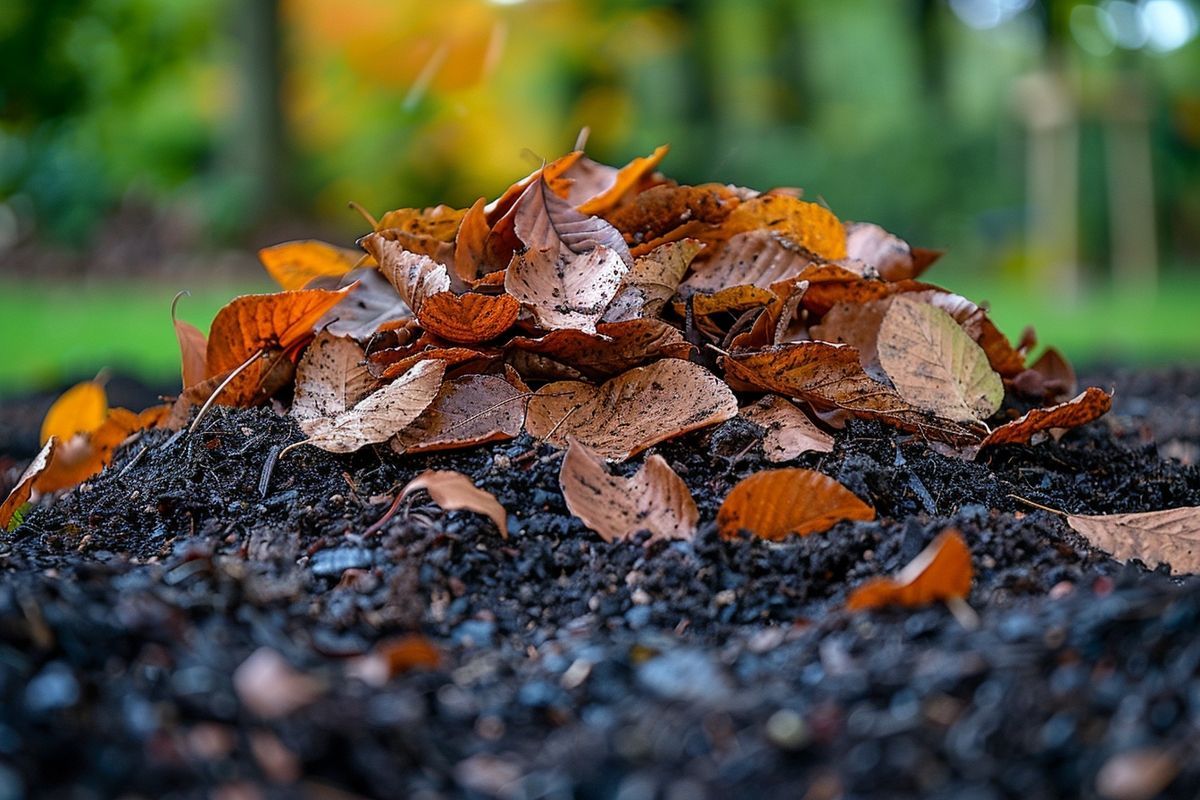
[35, 405, 168, 493]
[724, 343, 980, 443]
[258, 240, 362, 290]
[346, 635, 443, 687]
[877, 295, 1004, 422]
[452, 197, 490, 285]
[559, 437, 697, 543]
[740, 396, 834, 462]
[506, 245, 630, 333]
[715, 195, 846, 260]
[717, 468, 875, 541]
[172, 296, 208, 389]
[392, 373, 528, 454]
[682, 231, 816, 294]
[507, 319, 692, 380]
[1095, 747, 1180, 800]
[290, 333, 379, 424]
[980, 387, 1113, 448]
[0, 438, 55, 531]
[169, 348, 297, 420]
[233, 648, 324, 719]
[291, 360, 445, 454]
[602, 239, 702, 322]
[525, 359, 738, 460]
[807, 298, 892, 380]
[1066, 506, 1200, 574]
[206, 287, 354, 378]
[400, 470, 508, 538]
[846, 529, 973, 610]
[40, 379, 107, 445]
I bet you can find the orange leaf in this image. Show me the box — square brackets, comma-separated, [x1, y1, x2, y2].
[484, 151, 584, 225]
[673, 285, 776, 318]
[418, 292, 520, 344]
[40, 380, 107, 445]
[258, 240, 362, 290]
[979, 387, 1112, 449]
[717, 468, 875, 541]
[1, 439, 55, 530]
[35, 405, 167, 493]
[559, 437, 697, 543]
[206, 288, 353, 378]
[715, 195, 846, 260]
[173, 314, 208, 390]
[576, 144, 670, 216]
[606, 184, 741, 251]
[375, 204, 466, 240]
[400, 470, 508, 538]
[453, 197, 490, 285]
[846, 530, 973, 610]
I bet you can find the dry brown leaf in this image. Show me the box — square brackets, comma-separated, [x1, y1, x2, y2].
[740, 396, 834, 462]
[506, 245, 629, 333]
[507, 319, 692, 380]
[714, 195, 847, 260]
[575, 144, 670, 216]
[400, 470, 508, 538]
[365, 240, 449, 311]
[602, 239, 703, 323]
[258, 240, 362, 290]
[291, 333, 379, 424]
[168, 348, 297, 422]
[484, 151, 584, 225]
[559, 437, 697, 543]
[807, 298, 892, 381]
[980, 387, 1112, 449]
[206, 287, 353, 378]
[606, 183, 741, 250]
[453, 197, 490, 285]
[365, 326, 497, 381]
[40, 380, 107, 445]
[846, 529, 973, 610]
[1067, 507, 1200, 574]
[1, 439, 55, 530]
[877, 296, 1004, 423]
[724, 343, 980, 444]
[673, 285, 777, 318]
[292, 360, 445, 454]
[514, 175, 633, 266]
[717, 468, 874, 541]
[525, 359, 738, 460]
[172, 296, 208, 389]
[1010, 347, 1077, 403]
[375, 204, 466, 240]
[843, 222, 932, 282]
[682, 231, 817, 295]
[35, 405, 168, 493]
[392, 373, 527, 454]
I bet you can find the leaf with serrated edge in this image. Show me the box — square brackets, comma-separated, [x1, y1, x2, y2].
[526, 359, 737, 461]
[296, 360, 445, 453]
[1067, 507, 1200, 574]
[877, 296, 1003, 423]
[291, 333, 379, 424]
[717, 468, 874, 541]
[401, 470, 508, 538]
[846, 530, 973, 610]
[740, 396, 834, 462]
[559, 437, 697, 543]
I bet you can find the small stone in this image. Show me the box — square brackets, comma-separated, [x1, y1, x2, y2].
[765, 709, 810, 750]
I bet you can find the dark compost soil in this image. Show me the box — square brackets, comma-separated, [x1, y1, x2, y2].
[1, 367, 1199, 799]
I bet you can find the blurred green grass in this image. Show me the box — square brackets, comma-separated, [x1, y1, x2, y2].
[0, 272, 1196, 397]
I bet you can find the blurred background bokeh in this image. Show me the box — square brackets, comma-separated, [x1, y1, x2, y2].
[1, 0, 1198, 392]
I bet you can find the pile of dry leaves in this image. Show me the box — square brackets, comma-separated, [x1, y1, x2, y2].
[4, 142, 1195, 607]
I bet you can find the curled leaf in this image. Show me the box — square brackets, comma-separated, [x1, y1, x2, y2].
[401, 470, 508, 538]
[980, 387, 1112, 449]
[172, 294, 208, 389]
[607, 183, 741, 251]
[259, 240, 362, 290]
[1, 439, 55, 531]
[525, 359, 738, 461]
[513, 175, 633, 267]
[717, 468, 875, 541]
[292, 360, 445, 454]
[575, 144, 670, 215]
[877, 295, 1004, 423]
[740, 396, 834, 462]
[1067, 507, 1200, 574]
[559, 437, 697, 543]
[846, 530, 973, 610]
[843, 222, 930, 282]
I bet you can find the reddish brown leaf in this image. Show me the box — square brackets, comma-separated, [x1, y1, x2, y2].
[717, 468, 874, 541]
[843, 222, 932, 282]
[172, 296, 208, 390]
[453, 197, 490, 285]
[980, 387, 1113, 448]
[559, 437, 697, 543]
[417, 291, 520, 344]
[846, 530, 973, 610]
[525, 359, 738, 461]
[401, 470, 508, 538]
[392, 373, 528, 454]
[507, 319, 692, 380]
[606, 183, 742, 251]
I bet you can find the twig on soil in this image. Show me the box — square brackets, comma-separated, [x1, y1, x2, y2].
[1008, 494, 1067, 516]
[258, 445, 281, 498]
[363, 490, 414, 538]
[117, 445, 148, 478]
[187, 348, 266, 437]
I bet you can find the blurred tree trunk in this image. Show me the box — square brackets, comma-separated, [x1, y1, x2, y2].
[1105, 73, 1158, 294]
[231, 0, 288, 226]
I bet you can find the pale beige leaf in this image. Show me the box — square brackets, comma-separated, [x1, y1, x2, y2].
[682, 231, 817, 295]
[291, 333, 380, 424]
[401, 470, 508, 538]
[362, 236, 450, 311]
[525, 359, 738, 461]
[391, 374, 527, 454]
[844, 222, 919, 281]
[1067, 507, 1200, 574]
[877, 296, 1003, 422]
[505, 245, 629, 333]
[513, 176, 633, 266]
[602, 239, 702, 323]
[559, 438, 697, 543]
[740, 396, 834, 462]
[296, 360, 445, 453]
